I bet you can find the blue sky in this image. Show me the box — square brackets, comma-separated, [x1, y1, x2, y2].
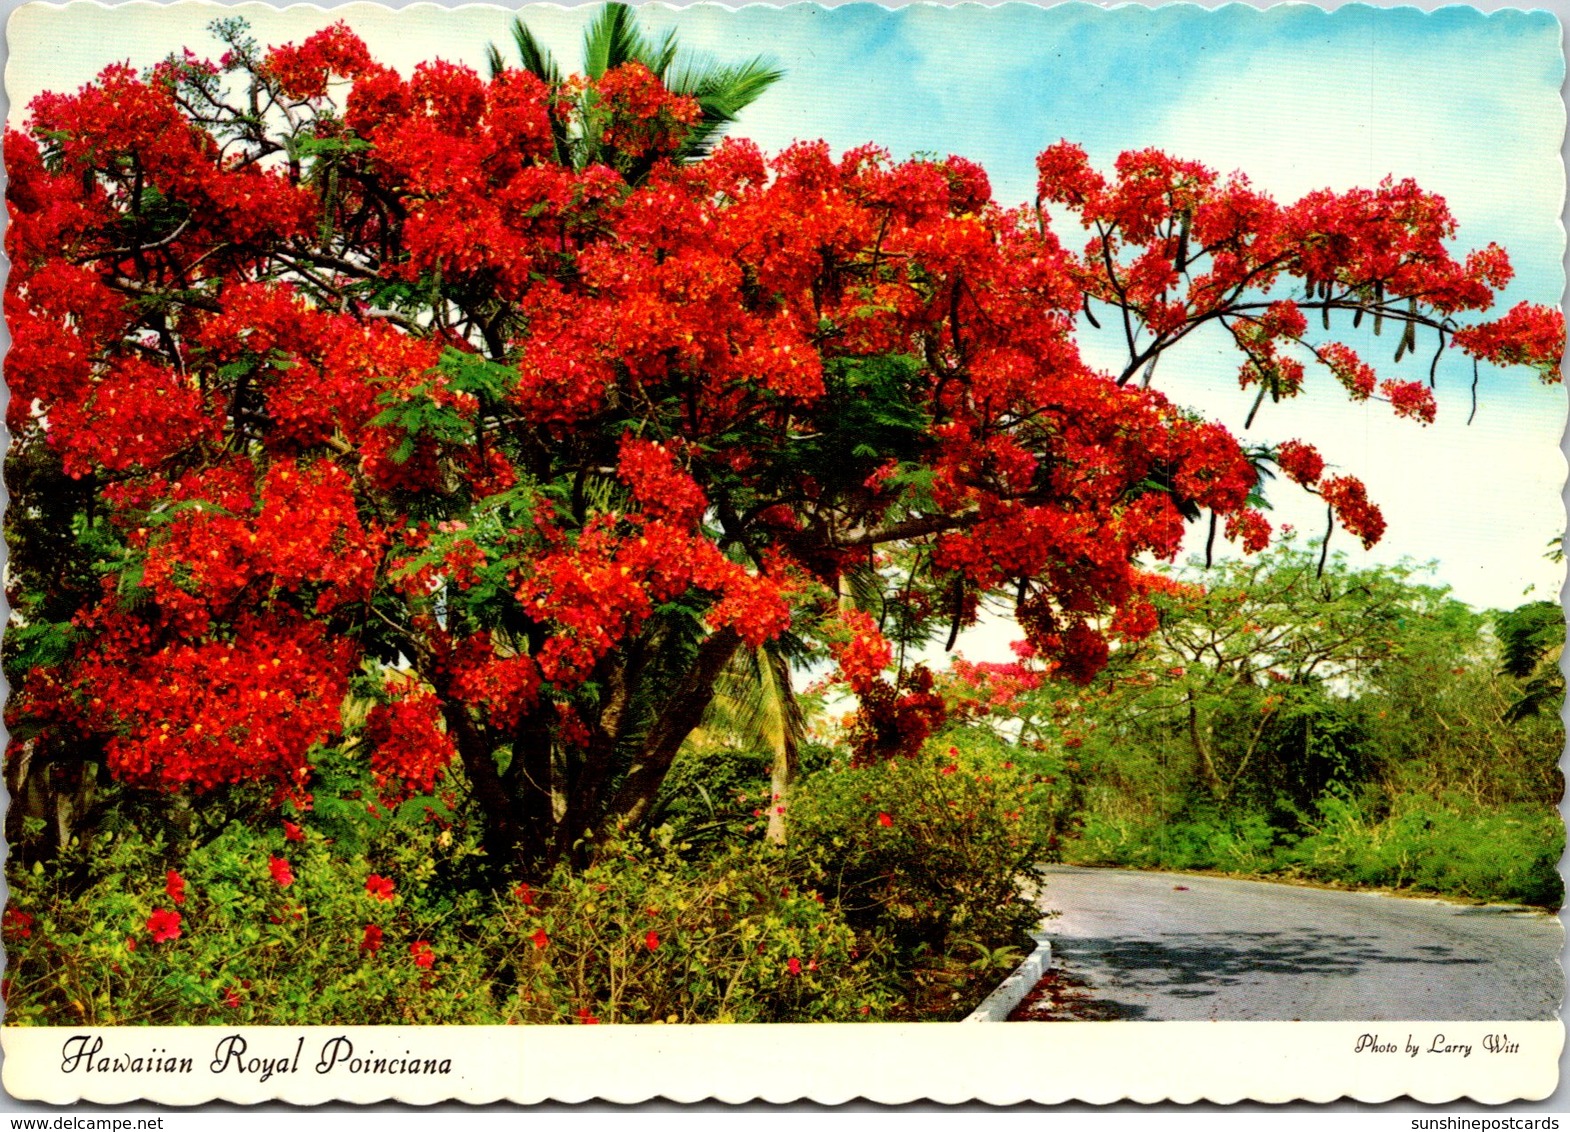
[6, 1, 1565, 619]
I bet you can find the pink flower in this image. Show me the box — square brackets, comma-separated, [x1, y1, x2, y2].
[147, 908, 182, 943]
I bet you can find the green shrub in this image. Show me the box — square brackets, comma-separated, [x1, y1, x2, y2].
[493, 837, 892, 1023]
[1066, 807, 1285, 874]
[4, 752, 897, 1025]
[3, 795, 504, 1025]
[1286, 791, 1564, 908]
[648, 741, 774, 852]
[787, 732, 1057, 982]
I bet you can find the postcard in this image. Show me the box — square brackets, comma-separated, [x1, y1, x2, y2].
[1, 0, 1564, 1106]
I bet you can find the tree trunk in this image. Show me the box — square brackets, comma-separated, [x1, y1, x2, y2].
[1186, 694, 1228, 801]
[602, 626, 744, 830]
[765, 649, 800, 847]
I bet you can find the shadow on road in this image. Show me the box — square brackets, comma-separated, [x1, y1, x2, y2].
[1053, 929, 1484, 1000]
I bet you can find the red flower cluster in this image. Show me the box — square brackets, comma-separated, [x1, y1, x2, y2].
[1275, 440, 1325, 487]
[165, 869, 186, 905]
[147, 909, 182, 943]
[1379, 380, 1437, 425]
[1321, 476, 1387, 549]
[409, 940, 435, 969]
[1453, 302, 1565, 382]
[269, 857, 295, 888]
[3, 909, 34, 940]
[364, 685, 457, 800]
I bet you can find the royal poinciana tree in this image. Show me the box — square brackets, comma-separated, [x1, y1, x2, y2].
[5, 18, 1561, 874]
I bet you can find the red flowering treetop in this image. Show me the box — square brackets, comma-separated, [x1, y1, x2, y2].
[5, 19, 1559, 872]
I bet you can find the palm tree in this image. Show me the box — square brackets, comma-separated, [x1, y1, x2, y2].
[681, 640, 809, 847]
[487, 3, 782, 179]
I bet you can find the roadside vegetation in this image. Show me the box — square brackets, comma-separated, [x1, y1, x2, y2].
[946, 542, 1564, 909]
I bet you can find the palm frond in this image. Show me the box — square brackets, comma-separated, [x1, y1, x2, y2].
[485, 43, 508, 82]
[669, 56, 783, 159]
[510, 18, 562, 85]
[583, 2, 648, 78]
[648, 29, 680, 82]
[698, 643, 806, 759]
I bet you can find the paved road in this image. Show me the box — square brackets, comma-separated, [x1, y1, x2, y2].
[1032, 865, 1565, 1020]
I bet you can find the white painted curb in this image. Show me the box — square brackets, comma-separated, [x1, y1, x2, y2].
[962, 932, 1053, 1022]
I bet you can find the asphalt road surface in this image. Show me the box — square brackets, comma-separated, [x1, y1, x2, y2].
[1032, 865, 1564, 1020]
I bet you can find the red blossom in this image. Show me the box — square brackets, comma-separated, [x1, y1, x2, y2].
[531, 928, 549, 950]
[365, 874, 396, 901]
[645, 930, 660, 952]
[877, 812, 894, 828]
[787, 957, 802, 976]
[409, 940, 435, 969]
[365, 684, 456, 801]
[3, 909, 34, 940]
[282, 820, 306, 842]
[147, 908, 182, 943]
[1379, 379, 1437, 425]
[1321, 475, 1386, 548]
[165, 869, 186, 905]
[1453, 302, 1564, 382]
[1275, 440, 1324, 487]
[360, 924, 385, 953]
[268, 856, 295, 888]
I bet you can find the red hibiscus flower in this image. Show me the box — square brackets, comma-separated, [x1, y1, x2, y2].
[268, 856, 294, 887]
[877, 812, 893, 828]
[787, 957, 802, 976]
[165, 869, 186, 905]
[409, 940, 435, 968]
[282, 820, 306, 842]
[147, 908, 182, 943]
[644, 930, 660, 952]
[360, 924, 384, 953]
[365, 874, 395, 901]
[531, 928, 549, 950]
